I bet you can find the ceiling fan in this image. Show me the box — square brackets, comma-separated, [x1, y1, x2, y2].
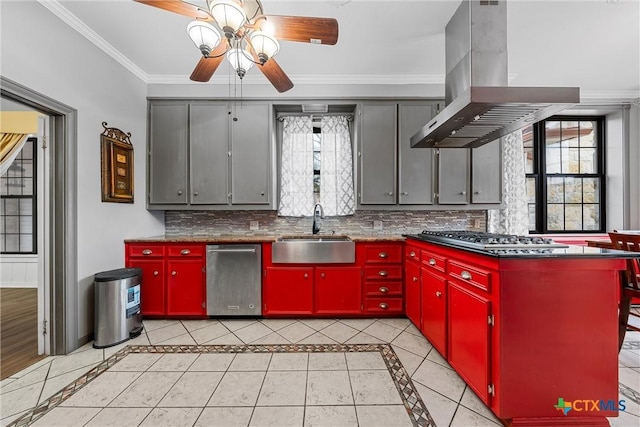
[135, 0, 339, 92]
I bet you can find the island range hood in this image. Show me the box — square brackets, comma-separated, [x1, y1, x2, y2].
[411, 0, 580, 149]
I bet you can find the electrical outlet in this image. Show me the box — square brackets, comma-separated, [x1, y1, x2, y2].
[373, 220, 383, 230]
[250, 221, 259, 231]
[474, 219, 481, 229]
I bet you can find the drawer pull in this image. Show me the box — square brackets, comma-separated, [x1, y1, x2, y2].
[429, 258, 436, 266]
[379, 286, 389, 293]
[436, 291, 442, 298]
[378, 271, 388, 277]
[153, 270, 159, 276]
[409, 251, 416, 257]
[412, 276, 418, 282]
[320, 272, 326, 278]
[379, 303, 388, 310]
[461, 271, 472, 280]
[304, 273, 309, 278]
[171, 271, 177, 276]
[378, 252, 388, 259]
[180, 249, 191, 255]
[142, 249, 153, 255]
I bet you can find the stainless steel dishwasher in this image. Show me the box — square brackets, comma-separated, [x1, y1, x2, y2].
[206, 244, 262, 316]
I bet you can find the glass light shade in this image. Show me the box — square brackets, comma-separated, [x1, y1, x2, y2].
[209, 0, 246, 34]
[250, 31, 280, 63]
[226, 47, 254, 78]
[186, 21, 221, 56]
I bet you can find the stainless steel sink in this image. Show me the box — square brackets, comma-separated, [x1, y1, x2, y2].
[272, 235, 355, 263]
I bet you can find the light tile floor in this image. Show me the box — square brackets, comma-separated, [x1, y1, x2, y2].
[2, 315, 639, 427]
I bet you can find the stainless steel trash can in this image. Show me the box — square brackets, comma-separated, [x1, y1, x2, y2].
[93, 267, 143, 349]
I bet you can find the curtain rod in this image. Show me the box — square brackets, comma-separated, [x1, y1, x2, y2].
[276, 113, 354, 122]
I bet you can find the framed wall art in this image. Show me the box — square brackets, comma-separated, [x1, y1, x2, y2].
[100, 121, 134, 203]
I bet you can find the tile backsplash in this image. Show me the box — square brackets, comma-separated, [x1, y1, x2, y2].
[165, 210, 486, 236]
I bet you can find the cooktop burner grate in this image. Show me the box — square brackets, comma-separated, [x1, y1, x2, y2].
[417, 230, 568, 249]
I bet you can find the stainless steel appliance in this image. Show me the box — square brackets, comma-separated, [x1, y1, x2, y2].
[206, 244, 262, 316]
[408, 230, 569, 254]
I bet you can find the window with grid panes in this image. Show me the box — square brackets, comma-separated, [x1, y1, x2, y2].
[525, 117, 605, 233]
[1, 137, 37, 253]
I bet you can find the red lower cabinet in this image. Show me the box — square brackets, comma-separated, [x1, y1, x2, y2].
[128, 258, 165, 316]
[420, 269, 447, 357]
[315, 267, 362, 315]
[166, 258, 206, 316]
[263, 267, 314, 315]
[404, 259, 421, 329]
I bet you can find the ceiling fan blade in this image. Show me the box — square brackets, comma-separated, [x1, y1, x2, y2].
[134, 0, 211, 20]
[262, 15, 339, 45]
[258, 58, 294, 93]
[190, 43, 229, 82]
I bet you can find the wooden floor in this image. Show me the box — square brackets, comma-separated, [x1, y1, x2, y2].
[1, 288, 46, 380]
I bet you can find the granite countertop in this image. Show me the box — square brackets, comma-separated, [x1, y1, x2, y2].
[125, 234, 406, 243]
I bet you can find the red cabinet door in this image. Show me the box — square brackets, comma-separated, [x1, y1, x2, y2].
[448, 282, 491, 404]
[128, 258, 166, 316]
[421, 268, 447, 357]
[263, 267, 314, 315]
[166, 258, 205, 316]
[315, 267, 362, 315]
[405, 260, 421, 329]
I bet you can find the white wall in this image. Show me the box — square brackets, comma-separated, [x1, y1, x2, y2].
[1, 2, 164, 341]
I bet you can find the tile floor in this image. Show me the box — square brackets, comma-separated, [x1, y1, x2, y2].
[1, 316, 639, 427]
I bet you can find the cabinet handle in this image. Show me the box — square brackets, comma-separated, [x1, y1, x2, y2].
[260, 191, 265, 196]
[177, 190, 183, 195]
[320, 272, 326, 278]
[193, 191, 199, 196]
[379, 286, 388, 293]
[304, 273, 309, 278]
[409, 251, 416, 257]
[171, 271, 177, 276]
[461, 271, 472, 280]
[387, 192, 393, 196]
[436, 291, 442, 298]
[153, 270, 159, 276]
[378, 270, 388, 277]
[378, 252, 388, 259]
[180, 249, 191, 255]
[402, 191, 408, 195]
[429, 258, 436, 266]
[460, 191, 467, 195]
[142, 249, 152, 255]
[379, 303, 388, 310]
[474, 191, 481, 194]
[412, 276, 418, 282]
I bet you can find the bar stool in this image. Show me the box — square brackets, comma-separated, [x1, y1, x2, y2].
[608, 231, 640, 350]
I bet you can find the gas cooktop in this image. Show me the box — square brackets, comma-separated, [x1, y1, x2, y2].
[410, 230, 569, 251]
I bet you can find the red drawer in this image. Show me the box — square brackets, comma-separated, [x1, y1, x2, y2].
[421, 250, 446, 274]
[448, 260, 491, 292]
[364, 265, 403, 281]
[364, 244, 403, 264]
[363, 297, 404, 314]
[405, 245, 420, 262]
[167, 244, 204, 257]
[364, 281, 403, 296]
[127, 244, 165, 258]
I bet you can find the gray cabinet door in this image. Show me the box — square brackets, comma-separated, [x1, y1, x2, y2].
[471, 139, 502, 204]
[399, 104, 435, 205]
[149, 102, 188, 204]
[231, 103, 270, 204]
[190, 103, 229, 205]
[438, 149, 470, 204]
[360, 104, 397, 205]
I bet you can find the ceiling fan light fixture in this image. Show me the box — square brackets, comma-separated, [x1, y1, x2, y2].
[186, 21, 221, 57]
[250, 31, 280, 64]
[209, 0, 247, 39]
[227, 47, 254, 79]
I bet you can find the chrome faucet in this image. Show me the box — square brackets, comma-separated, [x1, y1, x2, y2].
[312, 203, 324, 235]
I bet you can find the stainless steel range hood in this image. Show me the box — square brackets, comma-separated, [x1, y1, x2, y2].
[411, 0, 580, 149]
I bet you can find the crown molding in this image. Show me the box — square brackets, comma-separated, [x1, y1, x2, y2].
[37, 0, 149, 83]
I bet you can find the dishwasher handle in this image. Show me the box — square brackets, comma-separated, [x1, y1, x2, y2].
[207, 248, 257, 253]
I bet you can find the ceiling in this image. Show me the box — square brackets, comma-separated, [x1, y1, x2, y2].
[42, 1, 640, 100]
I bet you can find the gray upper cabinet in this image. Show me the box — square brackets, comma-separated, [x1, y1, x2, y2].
[149, 102, 188, 205]
[189, 103, 229, 205]
[231, 104, 270, 204]
[359, 104, 397, 205]
[398, 104, 435, 205]
[471, 139, 502, 204]
[438, 148, 470, 204]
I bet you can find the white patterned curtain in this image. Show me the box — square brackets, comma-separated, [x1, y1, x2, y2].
[320, 116, 355, 216]
[487, 129, 529, 235]
[278, 116, 315, 216]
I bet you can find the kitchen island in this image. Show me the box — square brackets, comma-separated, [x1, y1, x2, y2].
[404, 233, 634, 427]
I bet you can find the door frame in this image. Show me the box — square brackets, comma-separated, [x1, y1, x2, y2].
[1, 76, 78, 355]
